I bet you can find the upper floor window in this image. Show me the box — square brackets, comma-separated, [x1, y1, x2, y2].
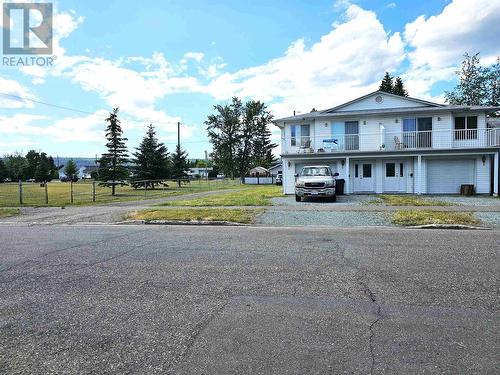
[291, 125, 297, 146]
[454, 116, 477, 140]
[290, 124, 310, 147]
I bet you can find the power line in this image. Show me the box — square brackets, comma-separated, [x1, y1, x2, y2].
[0, 91, 207, 129]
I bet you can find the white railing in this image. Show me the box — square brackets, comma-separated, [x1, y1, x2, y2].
[284, 128, 500, 154]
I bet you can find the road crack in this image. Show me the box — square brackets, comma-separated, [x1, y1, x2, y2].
[326, 238, 383, 375]
[357, 272, 382, 375]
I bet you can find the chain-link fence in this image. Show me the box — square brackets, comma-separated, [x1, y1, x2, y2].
[0, 179, 242, 207]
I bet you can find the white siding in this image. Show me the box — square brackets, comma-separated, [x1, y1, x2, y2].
[335, 93, 432, 112]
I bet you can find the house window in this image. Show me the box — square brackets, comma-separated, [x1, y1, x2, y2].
[454, 116, 478, 140]
[402, 117, 432, 148]
[403, 118, 416, 132]
[300, 124, 311, 148]
[363, 164, 372, 178]
[386, 163, 395, 177]
[400, 163, 404, 177]
[354, 164, 359, 178]
[291, 125, 297, 146]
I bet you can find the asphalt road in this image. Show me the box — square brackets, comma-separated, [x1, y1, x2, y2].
[0, 225, 498, 374]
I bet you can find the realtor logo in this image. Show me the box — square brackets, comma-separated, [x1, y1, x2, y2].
[2, 2, 53, 55]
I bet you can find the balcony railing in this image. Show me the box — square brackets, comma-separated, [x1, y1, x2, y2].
[285, 128, 500, 154]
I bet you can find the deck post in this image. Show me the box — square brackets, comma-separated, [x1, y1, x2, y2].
[494, 152, 499, 197]
[344, 157, 350, 195]
[416, 155, 422, 195]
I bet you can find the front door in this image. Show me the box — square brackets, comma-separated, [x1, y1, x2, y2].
[353, 162, 374, 192]
[383, 161, 406, 192]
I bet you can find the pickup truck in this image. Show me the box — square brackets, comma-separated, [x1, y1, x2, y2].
[295, 165, 338, 202]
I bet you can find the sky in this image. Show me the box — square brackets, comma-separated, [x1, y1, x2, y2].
[0, 0, 499, 159]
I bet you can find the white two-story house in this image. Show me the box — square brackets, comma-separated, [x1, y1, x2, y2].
[274, 91, 500, 196]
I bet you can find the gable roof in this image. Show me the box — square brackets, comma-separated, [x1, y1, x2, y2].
[320, 90, 444, 114]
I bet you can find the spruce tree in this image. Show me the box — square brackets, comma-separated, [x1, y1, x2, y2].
[0, 159, 7, 183]
[131, 124, 170, 187]
[392, 77, 408, 97]
[250, 102, 276, 169]
[98, 108, 129, 195]
[64, 159, 78, 181]
[171, 144, 188, 187]
[379, 72, 393, 93]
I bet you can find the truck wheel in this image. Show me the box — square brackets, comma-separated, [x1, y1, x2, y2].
[295, 195, 301, 202]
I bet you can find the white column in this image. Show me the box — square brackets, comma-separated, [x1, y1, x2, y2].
[345, 157, 350, 195]
[494, 152, 499, 197]
[417, 155, 422, 195]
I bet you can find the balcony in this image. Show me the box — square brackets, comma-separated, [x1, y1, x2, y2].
[285, 128, 500, 154]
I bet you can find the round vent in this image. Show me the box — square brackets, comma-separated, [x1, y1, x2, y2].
[375, 95, 383, 103]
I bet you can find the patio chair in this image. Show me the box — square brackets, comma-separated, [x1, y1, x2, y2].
[394, 136, 404, 150]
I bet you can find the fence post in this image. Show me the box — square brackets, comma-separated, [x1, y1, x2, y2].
[144, 181, 147, 197]
[70, 181, 74, 204]
[92, 181, 96, 202]
[45, 182, 49, 205]
[18, 180, 23, 205]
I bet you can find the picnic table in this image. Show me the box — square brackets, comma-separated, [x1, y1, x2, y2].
[130, 180, 169, 190]
[98, 180, 129, 188]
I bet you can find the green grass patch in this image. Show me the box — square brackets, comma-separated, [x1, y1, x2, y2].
[392, 210, 479, 226]
[160, 185, 283, 207]
[0, 180, 242, 207]
[375, 195, 451, 206]
[128, 208, 262, 224]
[0, 208, 20, 218]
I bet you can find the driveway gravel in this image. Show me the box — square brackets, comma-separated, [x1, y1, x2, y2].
[425, 195, 500, 206]
[475, 212, 500, 228]
[258, 210, 391, 226]
[271, 195, 378, 207]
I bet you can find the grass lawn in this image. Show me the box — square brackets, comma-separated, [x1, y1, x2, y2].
[376, 195, 451, 206]
[0, 179, 242, 207]
[0, 208, 20, 218]
[128, 208, 262, 224]
[392, 210, 479, 226]
[159, 185, 283, 207]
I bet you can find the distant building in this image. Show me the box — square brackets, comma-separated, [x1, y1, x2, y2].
[249, 166, 270, 177]
[269, 163, 282, 176]
[187, 167, 213, 178]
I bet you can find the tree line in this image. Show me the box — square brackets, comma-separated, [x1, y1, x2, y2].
[0, 151, 60, 183]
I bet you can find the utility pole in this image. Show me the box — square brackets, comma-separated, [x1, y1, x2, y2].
[177, 122, 181, 187]
[177, 121, 181, 151]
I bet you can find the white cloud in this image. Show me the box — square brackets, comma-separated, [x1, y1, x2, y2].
[0, 111, 107, 143]
[0, 78, 34, 108]
[405, 0, 500, 69]
[203, 5, 405, 117]
[402, 0, 500, 98]
[183, 52, 205, 62]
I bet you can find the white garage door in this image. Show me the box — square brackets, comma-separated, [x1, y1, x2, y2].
[427, 159, 474, 194]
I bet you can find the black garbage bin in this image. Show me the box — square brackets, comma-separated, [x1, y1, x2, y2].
[335, 179, 345, 195]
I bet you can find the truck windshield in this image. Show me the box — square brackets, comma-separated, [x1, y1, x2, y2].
[300, 167, 331, 176]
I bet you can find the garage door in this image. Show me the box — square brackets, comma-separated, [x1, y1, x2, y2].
[427, 159, 474, 194]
